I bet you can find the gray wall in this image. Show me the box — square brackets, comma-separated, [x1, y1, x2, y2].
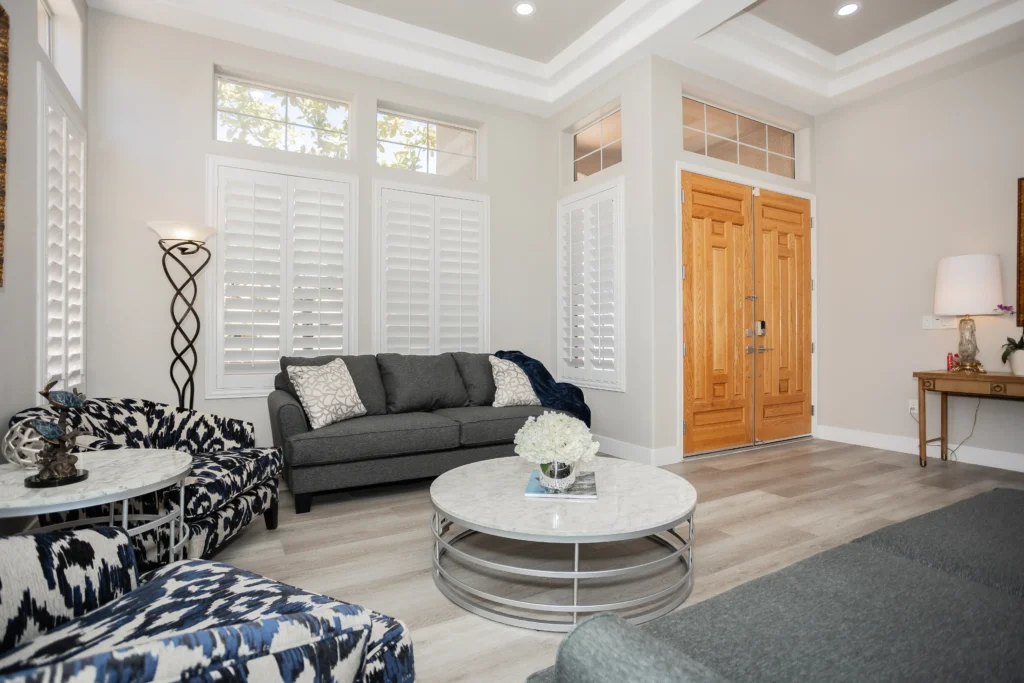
[815, 48, 1024, 467]
[86, 11, 556, 445]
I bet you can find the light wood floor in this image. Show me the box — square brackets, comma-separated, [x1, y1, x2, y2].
[217, 440, 1024, 683]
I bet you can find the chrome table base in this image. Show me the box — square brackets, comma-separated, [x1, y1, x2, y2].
[431, 511, 694, 632]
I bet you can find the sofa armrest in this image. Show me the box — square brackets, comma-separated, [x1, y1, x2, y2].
[268, 390, 310, 451]
[0, 528, 139, 655]
[149, 404, 256, 452]
[546, 614, 726, 683]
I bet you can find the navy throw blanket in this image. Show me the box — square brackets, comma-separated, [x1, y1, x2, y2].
[495, 350, 591, 427]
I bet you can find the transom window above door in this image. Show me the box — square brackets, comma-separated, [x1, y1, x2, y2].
[376, 111, 478, 180]
[682, 97, 796, 179]
[215, 76, 350, 159]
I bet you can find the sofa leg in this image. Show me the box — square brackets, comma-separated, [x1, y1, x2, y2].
[264, 499, 279, 530]
[295, 493, 313, 515]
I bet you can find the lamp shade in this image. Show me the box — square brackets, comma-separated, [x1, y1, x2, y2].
[933, 254, 1002, 316]
[148, 221, 216, 243]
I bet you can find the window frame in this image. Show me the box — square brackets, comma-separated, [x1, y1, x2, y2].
[370, 179, 491, 354]
[37, 69, 87, 394]
[681, 95, 797, 179]
[375, 109, 479, 180]
[213, 74, 351, 160]
[37, 0, 54, 60]
[204, 155, 360, 399]
[555, 176, 626, 392]
[572, 108, 623, 182]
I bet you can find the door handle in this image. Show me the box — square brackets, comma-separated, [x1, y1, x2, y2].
[757, 346, 773, 353]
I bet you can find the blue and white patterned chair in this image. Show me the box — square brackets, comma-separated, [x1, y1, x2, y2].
[0, 528, 415, 682]
[8, 398, 283, 568]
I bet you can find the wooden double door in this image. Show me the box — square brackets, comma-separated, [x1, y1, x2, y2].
[682, 172, 812, 455]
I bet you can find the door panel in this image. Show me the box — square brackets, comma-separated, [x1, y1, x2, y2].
[682, 174, 753, 454]
[754, 190, 812, 442]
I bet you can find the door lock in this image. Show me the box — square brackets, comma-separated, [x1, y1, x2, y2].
[745, 345, 755, 354]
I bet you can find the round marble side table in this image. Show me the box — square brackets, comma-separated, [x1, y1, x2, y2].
[430, 456, 697, 632]
[0, 449, 193, 560]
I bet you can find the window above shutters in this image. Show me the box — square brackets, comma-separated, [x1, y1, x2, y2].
[556, 178, 625, 392]
[206, 157, 358, 398]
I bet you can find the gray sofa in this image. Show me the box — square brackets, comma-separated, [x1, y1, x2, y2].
[530, 487, 1024, 683]
[269, 352, 568, 513]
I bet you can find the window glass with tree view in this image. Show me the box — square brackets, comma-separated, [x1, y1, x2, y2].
[376, 111, 478, 180]
[216, 76, 349, 159]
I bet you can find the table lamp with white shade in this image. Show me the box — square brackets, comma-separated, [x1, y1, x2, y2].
[933, 254, 1003, 373]
[149, 221, 216, 409]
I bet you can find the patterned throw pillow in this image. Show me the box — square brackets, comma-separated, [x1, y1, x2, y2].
[286, 359, 367, 429]
[489, 355, 541, 408]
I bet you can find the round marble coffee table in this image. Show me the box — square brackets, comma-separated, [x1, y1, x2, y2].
[430, 456, 697, 631]
[0, 449, 192, 560]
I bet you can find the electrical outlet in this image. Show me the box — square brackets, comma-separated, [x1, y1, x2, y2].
[922, 315, 957, 330]
[909, 399, 919, 417]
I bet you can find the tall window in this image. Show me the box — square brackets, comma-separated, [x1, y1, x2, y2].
[216, 76, 349, 159]
[375, 184, 488, 354]
[37, 0, 53, 58]
[557, 178, 624, 391]
[207, 158, 357, 397]
[41, 82, 86, 391]
[682, 97, 796, 179]
[573, 109, 622, 181]
[376, 111, 478, 180]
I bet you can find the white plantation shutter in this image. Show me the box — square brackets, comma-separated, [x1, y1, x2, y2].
[435, 196, 483, 352]
[557, 181, 624, 391]
[210, 161, 356, 396]
[377, 187, 488, 354]
[380, 189, 434, 354]
[289, 179, 349, 358]
[41, 85, 86, 392]
[217, 167, 286, 381]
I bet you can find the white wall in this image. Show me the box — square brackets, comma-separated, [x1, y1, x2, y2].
[86, 11, 556, 446]
[815, 48, 1024, 470]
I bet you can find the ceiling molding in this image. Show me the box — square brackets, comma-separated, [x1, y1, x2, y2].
[87, 0, 1024, 116]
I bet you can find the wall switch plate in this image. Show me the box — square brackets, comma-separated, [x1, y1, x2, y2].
[909, 399, 919, 417]
[922, 315, 957, 330]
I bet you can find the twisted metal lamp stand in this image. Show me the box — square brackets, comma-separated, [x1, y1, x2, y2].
[157, 239, 211, 410]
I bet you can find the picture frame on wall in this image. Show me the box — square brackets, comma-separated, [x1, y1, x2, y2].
[1018, 178, 1023, 327]
[0, 6, 8, 288]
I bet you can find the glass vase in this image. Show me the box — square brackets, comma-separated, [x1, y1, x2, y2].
[538, 461, 577, 492]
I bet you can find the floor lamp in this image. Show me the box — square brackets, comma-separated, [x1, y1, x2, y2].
[150, 221, 215, 410]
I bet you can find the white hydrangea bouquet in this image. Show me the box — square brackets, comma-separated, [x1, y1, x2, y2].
[514, 412, 599, 491]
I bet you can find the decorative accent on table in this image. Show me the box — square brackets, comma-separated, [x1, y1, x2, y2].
[0, 6, 8, 287]
[999, 305, 1024, 376]
[150, 221, 215, 410]
[24, 381, 89, 488]
[933, 254, 1003, 373]
[514, 411, 599, 492]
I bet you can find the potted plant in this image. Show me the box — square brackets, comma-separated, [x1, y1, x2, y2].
[996, 305, 1024, 376]
[514, 412, 599, 491]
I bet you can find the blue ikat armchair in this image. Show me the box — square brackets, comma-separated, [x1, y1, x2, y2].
[0, 528, 415, 682]
[8, 398, 282, 568]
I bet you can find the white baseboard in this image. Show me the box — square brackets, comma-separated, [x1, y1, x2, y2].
[815, 425, 1024, 473]
[593, 435, 683, 467]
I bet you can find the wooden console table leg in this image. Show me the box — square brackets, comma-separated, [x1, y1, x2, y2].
[918, 379, 927, 468]
[940, 393, 948, 461]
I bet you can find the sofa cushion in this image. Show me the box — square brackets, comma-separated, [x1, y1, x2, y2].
[376, 354, 469, 413]
[452, 353, 496, 406]
[434, 406, 562, 446]
[182, 447, 283, 520]
[277, 355, 387, 416]
[286, 413, 460, 467]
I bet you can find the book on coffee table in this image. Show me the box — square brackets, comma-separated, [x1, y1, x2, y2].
[525, 470, 597, 500]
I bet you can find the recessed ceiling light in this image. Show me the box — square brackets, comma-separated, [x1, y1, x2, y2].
[836, 3, 860, 16]
[514, 2, 535, 17]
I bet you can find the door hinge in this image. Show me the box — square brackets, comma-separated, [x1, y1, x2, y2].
[682, 343, 687, 358]
[812, 342, 816, 353]
[682, 420, 687, 435]
[681, 266, 686, 280]
[811, 278, 814, 292]
[680, 190, 685, 203]
[811, 405, 815, 417]
[810, 217, 814, 229]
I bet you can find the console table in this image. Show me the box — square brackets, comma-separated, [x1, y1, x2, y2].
[913, 371, 1024, 467]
